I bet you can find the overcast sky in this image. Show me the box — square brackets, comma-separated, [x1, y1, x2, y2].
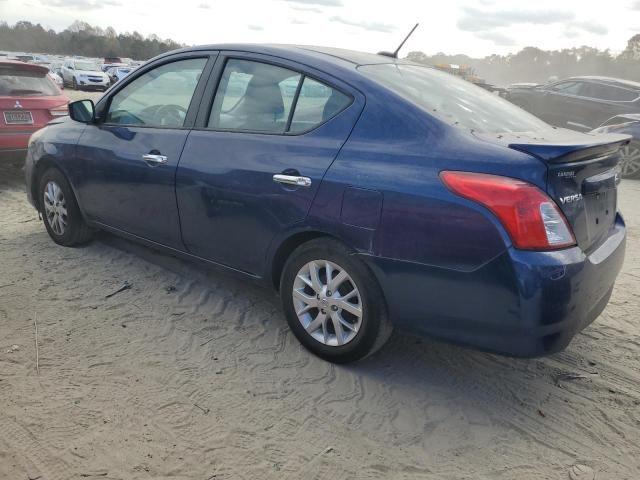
[1, 0, 640, 57]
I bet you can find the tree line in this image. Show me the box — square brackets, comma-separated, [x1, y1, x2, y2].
[407, 34, 640, 87]
[0, 20, 184, 61]
[2, 19, 639, 84]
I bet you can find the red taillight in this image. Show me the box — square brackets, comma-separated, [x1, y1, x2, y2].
[49, 104, 69, 117]
[440, 171, 576, 250]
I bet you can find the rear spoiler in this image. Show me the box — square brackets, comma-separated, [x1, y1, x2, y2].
[0, 61, 49, 75]
[509, 137, 631, 163]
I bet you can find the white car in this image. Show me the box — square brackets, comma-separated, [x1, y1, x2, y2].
[48, 70, 64, 90]
[61, 59, 110, 91]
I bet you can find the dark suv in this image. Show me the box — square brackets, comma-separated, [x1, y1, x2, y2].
[505, 76, 640, 131]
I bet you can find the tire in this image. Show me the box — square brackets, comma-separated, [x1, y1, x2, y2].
[72, 78, 78, 90]
[620, 141, 640, 179]
[39, 168, 93, 246]
[280, 238, 393, 363]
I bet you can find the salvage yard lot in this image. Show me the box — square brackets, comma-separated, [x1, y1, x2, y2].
[0, 164, 639, 479]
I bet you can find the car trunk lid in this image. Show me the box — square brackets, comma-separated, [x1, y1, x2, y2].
[480, 129, 630, 253]
[0, 95, 67, 132]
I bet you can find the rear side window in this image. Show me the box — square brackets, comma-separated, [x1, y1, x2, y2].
[208, 59, 351, 134]
[209, 59, 300, 133]
[289, 77, 351, 133]
[582, 83, 639, 102]
[0, 67, 58, 96]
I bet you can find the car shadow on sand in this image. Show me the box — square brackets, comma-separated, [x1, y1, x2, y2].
[99, 228, 572, 411]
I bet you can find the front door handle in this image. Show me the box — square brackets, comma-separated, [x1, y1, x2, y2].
[142, 153, 168, 165]
[273, 174, 312, 187]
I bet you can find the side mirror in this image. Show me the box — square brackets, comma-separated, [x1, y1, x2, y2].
[69, 100, 95, 123]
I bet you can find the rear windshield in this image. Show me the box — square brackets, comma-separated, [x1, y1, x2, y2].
[0, 68, 58, 96]
[358, 63, 550, 134]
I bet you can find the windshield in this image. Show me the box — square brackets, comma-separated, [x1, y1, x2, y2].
[359, 63, 551, 134]
[74, 61, 100, 72]
[0, 68, 59, 96]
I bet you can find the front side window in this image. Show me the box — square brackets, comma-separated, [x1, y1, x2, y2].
[209, 59, 300, 133]
[105, 58, 206, 128]
[359, 63, 550, 134]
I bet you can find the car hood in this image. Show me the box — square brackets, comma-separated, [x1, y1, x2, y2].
[75, 70, 105, 76]
[47, 115, 75, 126]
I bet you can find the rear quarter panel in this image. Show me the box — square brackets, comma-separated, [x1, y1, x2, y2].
[307, 89, 548, 327]
[309, 89, 546, 271]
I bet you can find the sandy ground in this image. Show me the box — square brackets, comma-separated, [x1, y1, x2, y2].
[0, 162, 639, 480]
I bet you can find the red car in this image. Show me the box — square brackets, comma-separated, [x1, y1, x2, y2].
[1, 60, 69, 159]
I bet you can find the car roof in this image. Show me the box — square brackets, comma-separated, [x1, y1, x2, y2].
[565, 76, 640, 90]
[156, 43, 408, 68]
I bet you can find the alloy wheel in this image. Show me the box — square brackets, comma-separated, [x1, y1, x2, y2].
[43, 181, 67, 236]
[292, 259, 363, 347]
[620, 143, 640, 178]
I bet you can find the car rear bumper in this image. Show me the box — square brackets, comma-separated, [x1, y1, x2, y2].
[0, 148, 27, 164]
[361, 213, 626, 357]
[77, 81, 108, 90]
[0, 131, 36, 150]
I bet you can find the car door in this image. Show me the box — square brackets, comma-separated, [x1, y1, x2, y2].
[176, 52, 364, 275]
[73, 53, 214, 249]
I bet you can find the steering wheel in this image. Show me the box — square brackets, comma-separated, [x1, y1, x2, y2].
[108, 109, 145, 125]
[156, 104, 188, 126]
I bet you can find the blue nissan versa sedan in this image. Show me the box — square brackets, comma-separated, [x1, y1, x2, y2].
[24, 45, 628, 363]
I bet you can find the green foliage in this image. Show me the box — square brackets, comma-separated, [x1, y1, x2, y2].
[407, 35, 640, 86]
[0, 20, 185, 61]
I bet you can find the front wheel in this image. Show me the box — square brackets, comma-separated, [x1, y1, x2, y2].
[72, 78, 78, 90]
[39, 168, 93, 246]
[620, 141, 640, 179]
[280, 238, 392, 363]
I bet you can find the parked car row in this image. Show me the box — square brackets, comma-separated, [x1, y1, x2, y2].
[1, 51, 143, 92]
[505, 76, 640, 178]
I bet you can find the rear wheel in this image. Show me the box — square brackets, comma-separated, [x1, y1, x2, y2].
[620, 141, 640, 179]
[39, 168, 92, 246]
[280, 238, 392, 363]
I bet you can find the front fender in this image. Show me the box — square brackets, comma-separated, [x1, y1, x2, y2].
[26, 118, 87, 212]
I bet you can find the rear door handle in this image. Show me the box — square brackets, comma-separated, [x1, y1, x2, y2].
[142, 153, 167, 165]
[273, 174, 312, 187]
